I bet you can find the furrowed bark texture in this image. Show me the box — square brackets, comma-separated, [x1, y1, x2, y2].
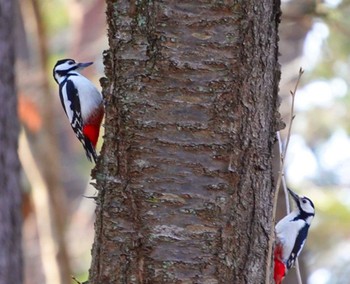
[90, 1, 281, 283]
[0, 1, 23, 283]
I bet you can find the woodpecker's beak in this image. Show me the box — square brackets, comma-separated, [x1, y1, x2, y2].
[287, 188, 300, 204]
[77, 62, 93, 69]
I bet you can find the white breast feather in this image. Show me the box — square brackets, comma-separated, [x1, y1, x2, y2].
[69, 75, 102, 122]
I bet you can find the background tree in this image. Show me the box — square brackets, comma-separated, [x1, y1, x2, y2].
[89, 1, 282, 283]
[0, 0, 23, 283]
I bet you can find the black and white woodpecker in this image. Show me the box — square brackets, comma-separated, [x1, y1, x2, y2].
[274, 188, 315, 284]
[53, 59, 104, 162]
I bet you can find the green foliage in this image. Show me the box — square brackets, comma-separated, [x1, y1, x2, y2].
[41, 0, 69, 34]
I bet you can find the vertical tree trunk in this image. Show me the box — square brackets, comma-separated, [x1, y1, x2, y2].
[90, 1, 281, 283]
[0, 1, 23, 283]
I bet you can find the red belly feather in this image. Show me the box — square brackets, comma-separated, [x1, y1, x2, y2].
[83, 106, 104, 148]
[274, 244, 286, 284]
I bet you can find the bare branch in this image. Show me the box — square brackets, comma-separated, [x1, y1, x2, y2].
[266, 68, 304, 284]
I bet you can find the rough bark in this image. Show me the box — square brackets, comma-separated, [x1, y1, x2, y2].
[0, 0, 23, 283]
[90, 1, 281, 283]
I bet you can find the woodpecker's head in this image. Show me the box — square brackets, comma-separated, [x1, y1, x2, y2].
[53, 59, 93, 84]
[288, 188, 315, 222]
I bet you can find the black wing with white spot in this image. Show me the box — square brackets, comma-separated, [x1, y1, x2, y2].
[286, 224, 310, 269]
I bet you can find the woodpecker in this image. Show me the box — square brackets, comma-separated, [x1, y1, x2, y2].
[53, 59, 104, 162]
[274, 188, 315, 284]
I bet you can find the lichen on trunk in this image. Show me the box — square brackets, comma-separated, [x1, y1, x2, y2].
[90, 1, 282, 283]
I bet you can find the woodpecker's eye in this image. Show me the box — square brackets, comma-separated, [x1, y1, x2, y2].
[68, 60, 74, 65]
[302, 199, 307, 204]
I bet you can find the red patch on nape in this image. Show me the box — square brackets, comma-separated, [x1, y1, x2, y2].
[274, 244, 286, 284]
[83, 124, 100, 148]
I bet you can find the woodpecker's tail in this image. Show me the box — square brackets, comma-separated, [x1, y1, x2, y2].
[83, 137, 98, 163]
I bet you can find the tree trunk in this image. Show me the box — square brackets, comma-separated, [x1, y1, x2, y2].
[90, 1, 282, 283]
[0, 1, 23, 283]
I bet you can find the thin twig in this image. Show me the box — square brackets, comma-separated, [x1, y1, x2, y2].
[72, 276, 82, 284]
[277, 132, 303, 284]
[277, 132, 290, 214]
[266, 68, 304, 284]
[295, 260, 303, 283]
[72, 276, 88, 284]
[279, 69, 304, 284]
[275, 67, 304, 217]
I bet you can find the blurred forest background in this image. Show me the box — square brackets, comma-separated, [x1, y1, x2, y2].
[14, 0, 350, 283]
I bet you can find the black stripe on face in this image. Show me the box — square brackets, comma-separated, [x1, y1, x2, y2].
[55, 67, 78, 76]
[53, 59, 77, 82]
